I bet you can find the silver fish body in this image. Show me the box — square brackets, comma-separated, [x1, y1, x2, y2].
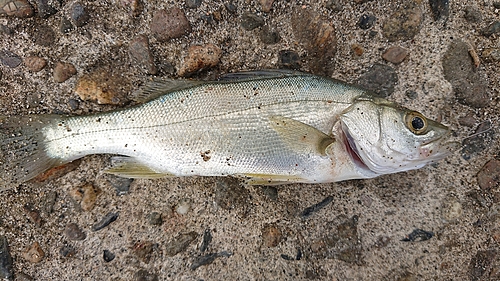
[0, 71, 454, 188]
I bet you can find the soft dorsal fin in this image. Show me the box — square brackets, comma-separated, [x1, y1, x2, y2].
[269, 116, 335, 156]
[132, 78, 204, 103]
[218, 69, 308, 81]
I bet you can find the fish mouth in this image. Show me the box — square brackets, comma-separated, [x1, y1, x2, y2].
[341, 125, 370, 172]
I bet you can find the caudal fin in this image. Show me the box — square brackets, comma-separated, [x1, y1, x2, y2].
[0, 115, 64, 190]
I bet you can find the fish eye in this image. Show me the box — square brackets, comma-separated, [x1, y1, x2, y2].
[405, 111, 428, 135]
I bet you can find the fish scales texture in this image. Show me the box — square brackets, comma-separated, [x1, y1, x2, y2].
[0, 71, 454, 189]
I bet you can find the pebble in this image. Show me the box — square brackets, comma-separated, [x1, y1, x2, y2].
[458, 114, 476, 127]
[261, 186, 278, 201]
[22, 242, 45, 263]
[103, 249, 115, 262]
[224, 2, 236, 14]
[190, 253, 218, 270]
[405, 90, 418, 100]
[75, 69, 127, 105]
[429, 0, 449, 21]
[150, 8, 191, 42]
[71, 3, 90, 27]
[441, 200, 463, 222]
[33, 24, 56, 47]
[176, 198, 192, 215]
[92, 212, 119, 231]
[0, 24, 13, 35]
[464, 6, 482, 23]
[495, 2, 500, 9]
[240, 12, 264, 31]
[259, 26, 280, 44]
[382, 1, 423, 41]
[147, 212, 163, 225]
[291, 8, 337, 75]
[199, 229, 212, 252]
[401, 229, 434, 242]
[23, 204, 43, 227]
[129, 34, 157, 75]
[382, 46, 408, 64]
[483, 48, 500, 62]
[178, 43, 222, 77]
[24, 56, 47, 72]
[278, 50, 300, 69]
[132, 241, 154, 263]
[59, 244, 76, 257]
[36, 0, 57, 19]
[318, 215, 363, 264]
[34, 160, 81, 183]
[358, 14, 376, 29]
[64, 223, 87, 241]
[0, 49, 22, 68]
[482, 21, 500, 37]
[16, 272, 34, 281]
[107, 175, 133, 195]
[477, 159, 500, 191]
[68, 98, 80, 110]
[53, 62, 76, 83]
[60, 17, 74, 33]
[261, 224, 282, 247]
[69, 184, 99, 211]
[133, 269, 158, 281]
[165, 231, 198, 256]
[351, 43, 364, 58]
[325, 0, 342, 11]
[0, 236, 13, 280]
[214, 177, 249, 212]
[119, 0, 143, 17]
[355, 63, 398, 97]
[300, 196, 333, 218]
[442, 39, 489, 108]
[259, 0, 274, 13]
[0, 0, 34, 18]
[185, 0, 201, 9]
[468, 250, 497, 280]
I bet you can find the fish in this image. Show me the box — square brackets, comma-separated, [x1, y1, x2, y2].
[0, 70, 456, 189]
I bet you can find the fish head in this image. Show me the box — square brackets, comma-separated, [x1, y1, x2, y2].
[339, 98, 456, 176]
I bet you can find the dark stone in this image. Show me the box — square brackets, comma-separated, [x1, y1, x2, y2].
[147, 212, 163, 226]
[317, 215, 363, 265]
[150, 8, 191, 42]
[41, 191, 57, 214]
[494, 2, 500, 9]
[201, 13, 214, 23]
[92, 212, 119, 231]
[325, 0, 342, 11]
[442, 39, 490, 108]
[355, 63, 398, 97]
[165, 232, 198, 256]
[429, 0, 449, 21]
[477, 159, 500, 191]
[200, 229, 212, 252]
[224, 2, 237, 13]
[71, 3, 90, 27]
[382, 46, 409, 64]
[401, 229, 434, 242]
[291, 8, 337, 75]
[132, 241, 154, 263]
[60, 17, 74, 33]
[107, 175, 133, 195]
[0, 25, 13, 35]
[68, 98, 80, 111]
[300, 196, 334, 218]
[185, 0, 202, 9]
[461, 120, 493, 160]
[129, 35, 157, 75]
[215, 177, 249, 212]
[482, 21, 500, 37]
[36, 0, 57, 19]
[0, 49, 22, 68]
[260, 26, 280, 44]
[261, 186, 278, 201]
[240, 12, 264, 31]
[133, 269, 159, 281]
[382, 1, 423, 41]
[59, 244, 76, 257]
[0, 236, 13, 280]
[405, 90, 418, 100]
[190, 253, 218, 270]
[23, 204, 43, 227]
[468, 250, 497, 281]
[64, 223, 87, 241]
[53, 62, 77, 83]
[464, 6, 482, 23]
[103, 250, 115, 262]
[33, 24, 56, 46]
[358, 14, 376, 29]
[278, 50, 300, 70]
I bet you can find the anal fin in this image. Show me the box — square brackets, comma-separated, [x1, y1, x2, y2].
[105, 156, 173, 179]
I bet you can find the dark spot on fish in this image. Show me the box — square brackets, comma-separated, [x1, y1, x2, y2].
[96, 118, 101, 122]
[201, 150, 211, 162]
[125, 144, 128, 147]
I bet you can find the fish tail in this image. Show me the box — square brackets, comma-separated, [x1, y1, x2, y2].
[0, 115, 64, 190]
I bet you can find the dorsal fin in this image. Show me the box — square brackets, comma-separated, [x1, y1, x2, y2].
[132, 78, 204, 103]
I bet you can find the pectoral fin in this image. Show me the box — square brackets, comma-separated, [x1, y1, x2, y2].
[269, 116, 335, 156]
[105, 156, 173, 178]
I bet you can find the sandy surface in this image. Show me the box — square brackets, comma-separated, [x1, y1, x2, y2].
[0, 0, 499, 280]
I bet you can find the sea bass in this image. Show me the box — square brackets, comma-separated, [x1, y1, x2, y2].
[0, 70, 455, 189]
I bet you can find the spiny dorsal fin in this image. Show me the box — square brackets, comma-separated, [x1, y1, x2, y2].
[269, 116, 335, 156]
[132, 78, 204, 103]
[105, 156, 173, 178]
